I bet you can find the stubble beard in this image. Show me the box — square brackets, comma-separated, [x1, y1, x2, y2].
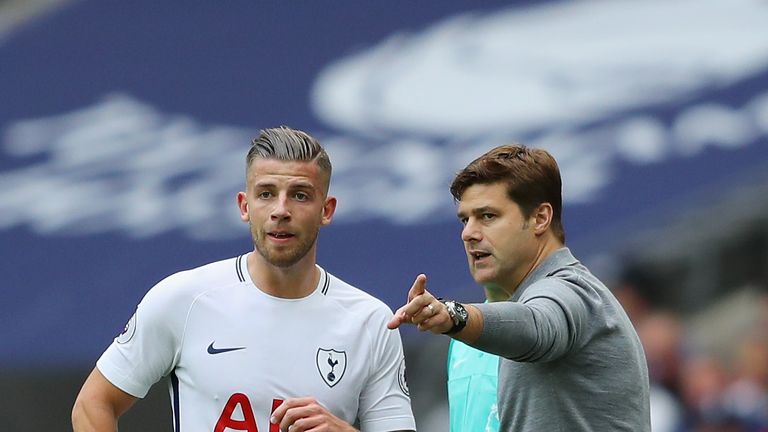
[252, 225, 319, 268]
[469, 253, 493, 284]
[471, 265, 495, 285]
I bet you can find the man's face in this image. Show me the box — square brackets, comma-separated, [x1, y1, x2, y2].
[238, 158, 335, 268]
[457, 182, 538, 292]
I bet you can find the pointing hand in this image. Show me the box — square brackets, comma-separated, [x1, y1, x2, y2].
[387, 274, 452, 334]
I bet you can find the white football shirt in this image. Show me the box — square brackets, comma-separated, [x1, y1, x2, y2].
[97, 254, 415, 432]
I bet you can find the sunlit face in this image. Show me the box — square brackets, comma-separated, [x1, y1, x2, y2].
[457, 182, 538, 292]
[237, 158, 335, 268]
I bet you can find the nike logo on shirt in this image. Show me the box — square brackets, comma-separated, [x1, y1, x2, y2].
[207, 342, 246, 355]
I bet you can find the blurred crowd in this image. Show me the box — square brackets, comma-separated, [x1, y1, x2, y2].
[614, 279, 768, 432]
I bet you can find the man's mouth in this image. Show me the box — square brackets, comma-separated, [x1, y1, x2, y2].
[470, 250, 491, 260]
[268, 231, 295, 240]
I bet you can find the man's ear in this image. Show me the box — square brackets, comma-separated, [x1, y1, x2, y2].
[237, 191, 249, 223]
[532, 202, 553, 235]
[321, 196, 337, 226]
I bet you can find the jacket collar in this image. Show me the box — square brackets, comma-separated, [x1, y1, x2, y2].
[511, 247, 579, 301]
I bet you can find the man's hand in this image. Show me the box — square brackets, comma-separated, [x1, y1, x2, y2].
[387, 274, 453, 334]
[270, 397, 356, 432]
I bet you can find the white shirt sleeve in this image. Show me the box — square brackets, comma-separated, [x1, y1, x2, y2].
[357, 307, 416, 432]
[96, 273, 189, 398]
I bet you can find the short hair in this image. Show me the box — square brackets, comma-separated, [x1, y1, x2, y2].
[246, 126, 332, 189]
[450, 144, 565, 243]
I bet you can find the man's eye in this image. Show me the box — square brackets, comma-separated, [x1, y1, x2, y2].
[482, 213, 495, 220]
[295, 192, 309, 201]
[258, 191, 272, 199]
[459, 218, 468, 225]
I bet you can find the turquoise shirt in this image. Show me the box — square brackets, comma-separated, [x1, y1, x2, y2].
[447, 338, 500, 432]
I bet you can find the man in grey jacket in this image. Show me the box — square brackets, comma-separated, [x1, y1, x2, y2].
[388, 144, 651, 431]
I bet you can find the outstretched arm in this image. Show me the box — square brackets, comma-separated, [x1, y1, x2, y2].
[72, 367, 138, 432]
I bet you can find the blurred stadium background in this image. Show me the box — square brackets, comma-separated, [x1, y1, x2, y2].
[2, 0, 768, 430]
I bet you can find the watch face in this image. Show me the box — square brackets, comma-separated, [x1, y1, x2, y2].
[455, 303, 469, 321]
[446, 301, 468, 323]
[444, 300, 469, 334]
[442, 300, 468, 335]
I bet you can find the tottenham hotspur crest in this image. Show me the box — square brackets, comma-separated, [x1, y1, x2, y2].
[316, 348, 347, 388]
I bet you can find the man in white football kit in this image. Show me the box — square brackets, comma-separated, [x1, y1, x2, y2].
[72, 127, 416, 432]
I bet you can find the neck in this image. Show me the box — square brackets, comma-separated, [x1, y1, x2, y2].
[490, 236, 564, 297]
[484, 286, 511, 302]
[246, 248, 321, 299]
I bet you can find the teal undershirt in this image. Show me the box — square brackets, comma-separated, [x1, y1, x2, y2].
[447, 337, 500, 432]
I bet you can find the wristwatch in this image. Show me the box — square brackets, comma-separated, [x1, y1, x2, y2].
[440, 300, 468, 335]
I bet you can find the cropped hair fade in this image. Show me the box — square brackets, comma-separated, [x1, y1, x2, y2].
[246, 126, 332, 181]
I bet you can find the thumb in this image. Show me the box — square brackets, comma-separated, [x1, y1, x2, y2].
[407, 274, 427, 302]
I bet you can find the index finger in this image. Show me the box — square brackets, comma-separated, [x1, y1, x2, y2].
[387, 274, 429, 330]
[387, 305, 410, 329]
[407, 274, 428, 302]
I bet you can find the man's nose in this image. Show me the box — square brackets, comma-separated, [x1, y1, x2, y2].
[461, 219, 481, 243]
[271, 195, 291, 220]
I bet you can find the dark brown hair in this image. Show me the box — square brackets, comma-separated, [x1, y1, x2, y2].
[450, 144, 565, 242]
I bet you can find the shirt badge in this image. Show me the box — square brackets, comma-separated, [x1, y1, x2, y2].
[316, 348, 347, 388]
